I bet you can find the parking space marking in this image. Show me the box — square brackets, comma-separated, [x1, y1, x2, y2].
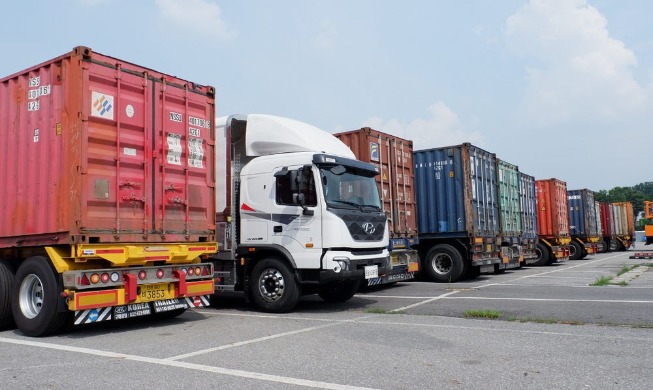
[388, 291, 459, 313]
[0, 337, 377, 390]
[166, 322, 340, 360]
[444, 296, 653, 304]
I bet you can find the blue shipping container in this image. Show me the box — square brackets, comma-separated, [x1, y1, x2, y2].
[567, 189, 599, 237]
[414, 143, 500, 238]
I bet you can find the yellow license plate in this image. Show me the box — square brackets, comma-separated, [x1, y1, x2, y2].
[140, 283, 168, 301]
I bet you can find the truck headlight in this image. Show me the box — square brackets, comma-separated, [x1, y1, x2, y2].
[333, 256, 350, 272]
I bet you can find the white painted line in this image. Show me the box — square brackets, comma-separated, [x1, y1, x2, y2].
[444, 296, 653, 304]
[0, 337, 377, 390]
[389, 291, 459, 312]
[166, 321, 339, 360]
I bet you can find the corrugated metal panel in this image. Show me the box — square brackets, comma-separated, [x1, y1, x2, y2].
[612, 202, 634, 237]
[535, 179, 570, 239]
[334, 128, 417, 238]
[414, 143, 499, 238]
[0, 46, 216, 248]
[595, 202, 603, 237]
[518, 172, 538, 240]
[567, 189, 599, 237]
[599, 202, 615, 238]
[497, 159, 522, 239]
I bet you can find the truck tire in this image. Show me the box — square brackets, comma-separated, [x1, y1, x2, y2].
[250, 257, 300, 313]
[597, 240, 608, 253]
[11, 256, 68, 337]
[569, 241, 584, 260]
[531, 243, 550, 266]
[318, 279, 361, 303]
[423, 244, 465, 283]
[0, 260, 16, 331]
[609, 239, 619, 252]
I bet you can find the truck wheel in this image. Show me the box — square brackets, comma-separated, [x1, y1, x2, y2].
[11, 256, 68, 337]
[318, 279, 361, 303]
[423, 244, 465, 283]
[0, 260, 16, 331]
[531, 243, 550, 266]
[250, 258, 300, 313]
[569, 241, 583, 260]
[597, 240, 608, 253]
[609, 239, 619, 252]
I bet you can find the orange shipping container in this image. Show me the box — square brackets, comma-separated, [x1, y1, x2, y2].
[535, 179, 570, 240]
[334, 128, 417, 239]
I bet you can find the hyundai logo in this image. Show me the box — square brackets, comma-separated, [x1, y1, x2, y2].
[362, 222, 376, 235]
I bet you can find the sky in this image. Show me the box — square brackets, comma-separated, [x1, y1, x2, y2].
[1, 0, 651, 191]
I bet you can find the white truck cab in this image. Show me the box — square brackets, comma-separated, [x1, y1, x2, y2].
[213, 114, 390, 312]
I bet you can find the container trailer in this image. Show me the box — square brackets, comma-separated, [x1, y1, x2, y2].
[334, 128, 420, 286]
[414, 143, 502, 282]
[533, 179, 570, 265]
[611, 202, 635, 250]
[495, 159, 524, 270]
[211, 115, 390, 312]
[567, 189, 601, 259]
[518, 172, 538, 263]
[0, 47, 217, 336]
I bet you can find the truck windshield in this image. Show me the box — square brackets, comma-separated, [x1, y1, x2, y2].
[320, 166, 381, 211]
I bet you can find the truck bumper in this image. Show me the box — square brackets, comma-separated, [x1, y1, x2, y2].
[366, 249, 419, 286]
[320, 249, 391, 283]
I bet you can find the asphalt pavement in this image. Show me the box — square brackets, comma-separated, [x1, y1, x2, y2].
[1, 249, 652, 389]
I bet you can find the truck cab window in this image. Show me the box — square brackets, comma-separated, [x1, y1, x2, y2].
[276, 170, 317, 207]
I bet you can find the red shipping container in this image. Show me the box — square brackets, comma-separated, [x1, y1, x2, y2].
[535, 178, 570, 240]
[334, 128, 417, 238]
[0, 46, 216, 248]
[599, 202, 615, 238]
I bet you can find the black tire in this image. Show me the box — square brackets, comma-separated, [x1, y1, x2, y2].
[318, 279, 361, 303]
[0, 260, 16, 331]
[250, 258, 300, 313]
[531, 243, 550, 266]
[11, 256, 68, 337]
[493, 264, 506, 274]
[597, 240, 608, 254]
[569, 240, 584, 260]
[422, 244, 465, 283]
[609, 239, 620, 252]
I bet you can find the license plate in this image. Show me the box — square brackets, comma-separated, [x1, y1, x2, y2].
[364, 265, 379, 279]
[140, 283, 167, 301]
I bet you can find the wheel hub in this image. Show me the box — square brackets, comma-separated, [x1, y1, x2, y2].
[258, 268, 285, 302]
[432, 254, 453, 275]
[19, 274, 44, 319]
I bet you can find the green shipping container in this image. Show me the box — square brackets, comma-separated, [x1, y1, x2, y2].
[497, 159, 522, 243]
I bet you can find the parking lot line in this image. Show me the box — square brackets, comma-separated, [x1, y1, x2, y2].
[444, 296, 653, 304]
[0, 337, 377, 390]
[388, 291, 459, 313]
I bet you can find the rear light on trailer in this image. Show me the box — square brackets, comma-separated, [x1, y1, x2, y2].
[90, 273, 100, 284]
[187, 267, 195, 276]
[80, 274, 90, 286]
[195, 267, 201, 276]
[110, 272, 120, 283]
[100, 273, 110, 283]
[156, 269, 164, 279]
[202, 266, 210, 276]
[138, 270, 147, 280]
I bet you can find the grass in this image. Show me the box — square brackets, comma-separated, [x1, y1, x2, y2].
[464, 309, 502, 319]
[590, 276, 613, 286]
[507, 317, 585, 326]
[615, 280, 629, 286]
[617, 264, 638, 276]
[365, 308, 405, 315]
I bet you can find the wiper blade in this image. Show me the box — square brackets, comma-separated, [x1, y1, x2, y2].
[328, 200, 361, 210]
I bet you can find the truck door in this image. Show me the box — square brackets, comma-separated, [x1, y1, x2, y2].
[270, 165, 323, 269]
